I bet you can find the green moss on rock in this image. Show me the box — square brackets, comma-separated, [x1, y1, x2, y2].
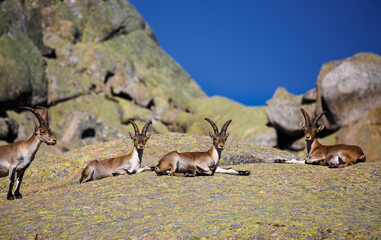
[185, 96, 276, 146]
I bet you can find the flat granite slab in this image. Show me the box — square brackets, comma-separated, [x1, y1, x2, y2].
[0, 133, 379, 239]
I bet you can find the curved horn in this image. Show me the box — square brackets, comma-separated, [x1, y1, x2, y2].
[20, 107, 44, 126]
[313, 111, 326, 126]
[204, 118, 219, 134]
[142, 120, 152, 135]
[36, 106, 49, 125]
[128, 120, 139, 135]
[300, 108, 312, 127]
[221, 119, 232, 134]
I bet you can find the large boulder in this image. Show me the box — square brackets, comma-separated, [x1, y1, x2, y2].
[336, 105, 381, 162]
[265, 87, 314, 138]
[315, 53, 381, 130]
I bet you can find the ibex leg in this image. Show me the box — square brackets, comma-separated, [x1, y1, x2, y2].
[7, 167, 16, 200]
[14, 169, 26, 199]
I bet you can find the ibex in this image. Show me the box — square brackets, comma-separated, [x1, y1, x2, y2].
[0, 107, 56, 200]
[80, 120, 153, 183]
[155, 118, 251, 176]
[298, 108, 366, 168]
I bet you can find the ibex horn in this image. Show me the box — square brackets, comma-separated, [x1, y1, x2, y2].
[221, 119, 232, 134]
[36, 106, 49, 126]
[204, 118, 219, 135]
[313, 111, 326, 127]
[20, 107, 45, 127]
[142, 121, 152, 135]
[128, 120, 140, 135]
[300, 108, 312, 127]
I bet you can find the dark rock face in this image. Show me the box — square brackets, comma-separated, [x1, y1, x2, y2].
[315, 53, 381, 130]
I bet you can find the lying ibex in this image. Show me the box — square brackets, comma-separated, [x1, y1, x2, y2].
[0, 107, 56, 200]
[80, 120, 153, 183]
[155, 118, 250, 176]
[297, 108, 366, 168]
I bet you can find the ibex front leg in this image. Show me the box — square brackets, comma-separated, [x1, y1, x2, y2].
[14, 169, 26, 199]
[215, 166, 250, 175]
[136, 166, 154, 173]
[7, 167, 16, 200]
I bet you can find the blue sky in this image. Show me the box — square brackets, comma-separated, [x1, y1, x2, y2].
[129, 0, 381, 106]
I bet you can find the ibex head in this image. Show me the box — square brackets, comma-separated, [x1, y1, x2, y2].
[20, 106, 57, 145]
[300, 108, 326, 142]
[205, 118, 232, 150]
[128, 120, 152, 150]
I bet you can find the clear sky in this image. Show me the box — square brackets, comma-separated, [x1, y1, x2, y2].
[129, 0, 381, 106]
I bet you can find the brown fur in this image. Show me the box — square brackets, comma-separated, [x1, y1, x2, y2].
[0, 107, 56, 200]
[155, 118, 251, 176]
[80, 120, 152, 183]
[301, 109, 366, 168]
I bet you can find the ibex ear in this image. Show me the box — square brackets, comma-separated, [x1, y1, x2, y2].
[317, 125, 325, 132]
[209, 132, 214, 138]
[129, 132, 134, 139]
[34, 125, 39, 135]
[226, 132, 230, 138]
[300, 122, 305, 128]
[146, 133, 151, 139]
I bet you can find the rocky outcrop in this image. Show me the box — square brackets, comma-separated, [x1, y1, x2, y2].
[315, 53, 381, 130]
[264, 53, 381, 160]
[0, 0, 205, 151]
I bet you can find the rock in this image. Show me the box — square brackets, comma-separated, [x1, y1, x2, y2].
[315, 52, 381, 130]
[336, 105, 381, 162]
[48, 95, 129, 150]
[0, 118, 8, 139]
[0, 0, 46, 108]
[107, 66, 153, 108]
[265, 87, 314, 138]
[288, 138, 305, 151]
[302, 88, 316, 103]
[186, 96, 277, 147]
[117, 97, 153, 124]
[103, 30, 206, 110]
[151, 120, 170, 133]
[45, 59, 93, 104]
[159, 110, 178, 125]
[0, 0, 208, 150]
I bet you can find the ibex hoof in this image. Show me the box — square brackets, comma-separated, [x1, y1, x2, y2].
[149, 166, 155, 171]
[15, 193, 23, 199]
[7, 194, 15, 200]
[238, 170, 251, 176]
[184, 172, 196, 177]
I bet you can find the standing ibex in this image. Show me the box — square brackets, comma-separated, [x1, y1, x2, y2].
[155, 118, 251, 176]
[0, 107, 56, 200]
[297, 108, 366, 168]
[80, 120, 153, 183]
